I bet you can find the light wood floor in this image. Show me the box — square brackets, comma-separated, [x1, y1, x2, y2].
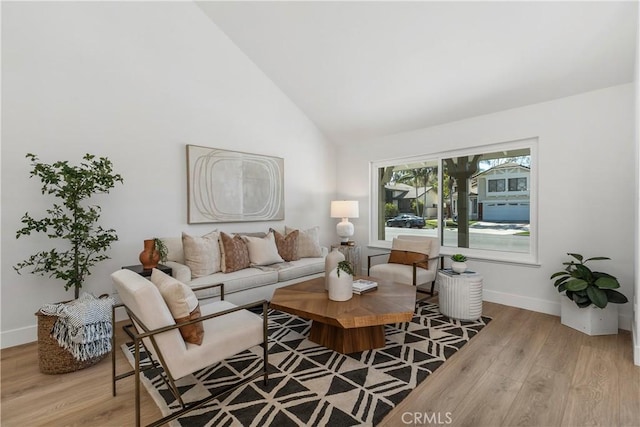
[2, 301, 639, 426]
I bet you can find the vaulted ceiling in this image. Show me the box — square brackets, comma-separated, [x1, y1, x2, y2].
[197, 1, 638, 144]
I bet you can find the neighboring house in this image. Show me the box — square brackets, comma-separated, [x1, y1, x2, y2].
[473, 162, 531, 222]
[385, 183, 438, 218]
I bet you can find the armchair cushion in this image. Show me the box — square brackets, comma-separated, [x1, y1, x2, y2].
[369, 263, 436, 287]
[150, 269, 204, 345]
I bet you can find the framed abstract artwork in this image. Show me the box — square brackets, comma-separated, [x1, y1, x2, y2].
[186, 145, 284, 224]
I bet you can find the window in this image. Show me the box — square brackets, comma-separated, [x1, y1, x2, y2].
[509, 177, 527, 191]
[488, 179, 506, 192]
[370, 138, 537, 264]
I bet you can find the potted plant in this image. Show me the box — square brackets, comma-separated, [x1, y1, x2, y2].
[450, 254, 467, 273]
[550, 253, 628, 335]
[328, 260, 355, 301]
[14, 153, 123, 373]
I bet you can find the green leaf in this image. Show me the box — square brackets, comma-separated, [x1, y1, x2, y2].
[584, 256, 610, 262]
[565, 279, 588, 291]
[558, 283, 567, 292]
[604, 289, 629, 304]
[594, 276, 620, 289]
[567, 253, 583, 262]
[574, 264, 593, 280]
[586, 286, 608, 308]
[550, 271, 569, 279]
[553, 276, 569, 287]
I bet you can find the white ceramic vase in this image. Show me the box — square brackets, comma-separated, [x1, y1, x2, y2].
[451, 261, 467, 273]
[328, 267, 353, 301]
[325, 248, 345, 290]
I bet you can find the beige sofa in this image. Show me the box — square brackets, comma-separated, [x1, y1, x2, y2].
[159, 230, 327, 306]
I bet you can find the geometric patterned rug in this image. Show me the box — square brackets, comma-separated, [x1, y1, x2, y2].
[122, 301, 490, 426]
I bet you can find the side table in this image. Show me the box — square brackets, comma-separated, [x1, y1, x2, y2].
[331, 244, 361, 276]
[121, 264, 172, 278]
[437, 269, 483, 321]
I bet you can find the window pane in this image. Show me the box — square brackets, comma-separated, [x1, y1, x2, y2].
[442, 148, 531, 253]
[376, 160, 438, 242]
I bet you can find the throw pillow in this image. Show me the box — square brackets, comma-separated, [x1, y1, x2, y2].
[218, 232, 251, 273]
[242, 232, 285, 266]
[388, 250, 429, 270]
[150, 269, 204, 345]
[182, 230, 220, 278]
[270, 228, 299, 261]
[285, 225, 322, 258]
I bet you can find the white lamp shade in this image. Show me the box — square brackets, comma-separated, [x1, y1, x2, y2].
[331, 201, 359, 242]
[330, 201, 359, 219]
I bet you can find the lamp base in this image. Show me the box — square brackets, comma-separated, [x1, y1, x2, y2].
[336, 220, 354, 243]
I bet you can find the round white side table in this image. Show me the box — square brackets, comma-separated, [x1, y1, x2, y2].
[437, 270, 483, 321]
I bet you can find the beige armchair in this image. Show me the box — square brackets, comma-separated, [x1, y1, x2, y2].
[368, 235, 442, 297]
[111, 269, 268, 427]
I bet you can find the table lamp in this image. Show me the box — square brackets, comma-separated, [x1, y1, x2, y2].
[330, 200, 359, 244]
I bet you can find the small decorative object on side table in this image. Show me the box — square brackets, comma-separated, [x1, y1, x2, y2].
[121, 264, 172, 278]
[331, 244, 361, 276]
[437, 269, 483, 321]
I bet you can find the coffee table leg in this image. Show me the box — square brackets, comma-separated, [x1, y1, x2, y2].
[309, 321, 386, 354]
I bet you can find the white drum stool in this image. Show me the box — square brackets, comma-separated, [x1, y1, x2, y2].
[437, 270, 483, 321]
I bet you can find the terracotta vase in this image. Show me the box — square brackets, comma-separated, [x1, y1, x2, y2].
[139, 239, 160, 270]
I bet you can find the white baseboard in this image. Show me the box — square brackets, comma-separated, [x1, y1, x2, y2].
[483, 289, 632, 331]
[1, 306, 130, 349]
[1, 325, 37, 349]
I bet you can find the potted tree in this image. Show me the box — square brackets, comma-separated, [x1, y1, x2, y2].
[14, 153, 123, 373]
[550, 253, 628, 335]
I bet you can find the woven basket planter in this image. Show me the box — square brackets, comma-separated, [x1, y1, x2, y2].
[36, 310, 108, 374]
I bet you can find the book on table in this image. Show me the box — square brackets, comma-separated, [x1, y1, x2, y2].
[353, 279, 378, 294]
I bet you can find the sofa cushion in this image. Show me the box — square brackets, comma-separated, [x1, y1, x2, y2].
[150, 269, 204, 345]
[271, 228, 299, 262]
[242, 232, 284, 266]
[219, 232, 251, 273]
[277, 257, 325, 282]
[285, 225, 322, 258]
[182, 231, 220, 278]
[189, 268, 279, 299]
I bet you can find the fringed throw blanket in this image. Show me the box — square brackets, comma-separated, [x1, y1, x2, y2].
[40, 292, 115, 361]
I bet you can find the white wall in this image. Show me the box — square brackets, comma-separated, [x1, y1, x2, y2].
[1, 2, 336, 347]
[633, 2, 640, 365]
[338, 84, 636, 327]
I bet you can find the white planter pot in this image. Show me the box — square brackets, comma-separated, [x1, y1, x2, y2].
[560, 297, 619, 336]
[324, 248, 345, 290]
[328, 268, 353, 301]
[451, 261, 467, 273]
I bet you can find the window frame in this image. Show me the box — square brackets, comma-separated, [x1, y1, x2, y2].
[369, 138, 538, 265]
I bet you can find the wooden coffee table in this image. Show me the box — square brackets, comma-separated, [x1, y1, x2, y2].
[270, 276, 415, 354]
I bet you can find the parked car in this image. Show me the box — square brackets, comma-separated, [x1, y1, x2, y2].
[386, 214, 425, 228]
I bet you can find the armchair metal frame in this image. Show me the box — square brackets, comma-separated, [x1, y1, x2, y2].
[112, 282, 269, 427]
